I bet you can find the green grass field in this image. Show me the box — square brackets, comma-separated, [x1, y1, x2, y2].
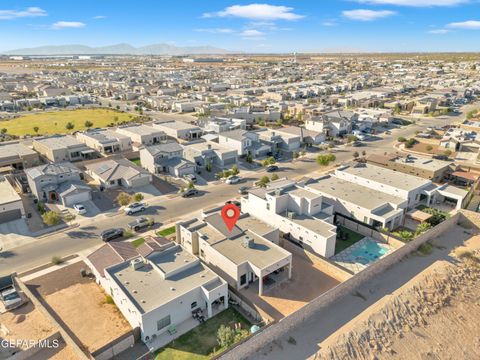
[155, 308, 251, 360]
[0, 108, 138, 136]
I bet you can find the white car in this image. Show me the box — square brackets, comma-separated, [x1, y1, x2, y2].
[73, 203, 87, 215]
[226, 176, 241, 184]
[124, 202, 146, 215]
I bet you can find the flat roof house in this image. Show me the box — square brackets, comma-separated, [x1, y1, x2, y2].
[366, 153, 454, 183]
[241, 179, 337, 257]
[177, 213, 292, 296]
[32, 135, 96, 163]
[0, 142, 40, 171]
[116, 124, 167, 150]
[25, 162, 92, 206]
[76, 129, 132, 155]
[0, 176, 25, 224]
[98, 243, 228, 350]
[152, 121, 203, 141]
[140, 143, 196, 178]
[304, 175, 407, 231]
[85, 158, 152, 190]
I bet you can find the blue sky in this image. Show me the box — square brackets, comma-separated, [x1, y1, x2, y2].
[1, 1, 480, 52]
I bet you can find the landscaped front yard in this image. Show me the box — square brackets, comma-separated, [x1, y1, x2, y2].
[335, 226, 365, 254]
[154, 308, 251, 360]
[157, 225, 176, 237]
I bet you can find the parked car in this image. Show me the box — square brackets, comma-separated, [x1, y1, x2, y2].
[124, 202, 146, 215]
[226, 175, 241, 184]
[101, 228, 123, 242]
[127, 217, 153, 232]
[184, 174, 197, 183]
[73, 203, 86, 215]
[266, 165, 279, 172]
[182, 188, 198, 198]
[238, 186, 250, 195]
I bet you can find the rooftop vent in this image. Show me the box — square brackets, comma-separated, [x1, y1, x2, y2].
[243, 236, 254, 248]
[170, 287, 176, 291]
[131, 258, 144, 271]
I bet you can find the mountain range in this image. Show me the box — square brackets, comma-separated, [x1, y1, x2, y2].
[2, 43, 234, 56]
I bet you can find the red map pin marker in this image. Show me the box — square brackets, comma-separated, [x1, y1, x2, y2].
[221, 203, 240, 232]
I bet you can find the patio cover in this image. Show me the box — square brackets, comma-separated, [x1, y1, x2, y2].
[406, 209, 432, 222]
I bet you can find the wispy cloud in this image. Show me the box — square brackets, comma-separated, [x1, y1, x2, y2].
[194, 28, 234, 33]
[321, 19, 338, 26]
[0, 7, 47, 20]
[428, 28, 451, 33]
[93, 15, 106, 19]
[203, 4, 303, 21]
[342, 9, 396, 21]
[240, 29, 266, 40]
[51, 21, 86, 29]
[447, 20, 480, 29]
[355, 0, 468, 6]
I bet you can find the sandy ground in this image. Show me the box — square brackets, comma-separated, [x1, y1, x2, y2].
[44, 282, 131, 353]
[249, 213, 480, 360]
[0, 302, 56, 358]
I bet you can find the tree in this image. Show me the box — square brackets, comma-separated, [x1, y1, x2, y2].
[271, 173, 279, 181]
[116, 105, 120, 110]
[84, 120, 93, 128]
[217, 325, 236, 348]
[258, 120, 265, 126]
[397, 136, 406, 142]
[231, 164, 239, 176]
[405, 138, 416, 148]
[361, 150, 367, 157]
[245, 154, 253, 163]
[65, 122, 75, 131]
[205, 162, 212, 172]
[42, 211, 61, 226]
[133, 193, 144, 202]
[116, 192, 132, 206]
[257, 176, 270, 188]
[33, 126, 39, 134]
[0, 128, 7, 135]
[353, 151, 359, 159]
[415, 222, 432, 236]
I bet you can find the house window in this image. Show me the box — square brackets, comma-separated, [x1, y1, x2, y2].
[266, 203, 270, 210]
[240, 274, 247, 286]
[157, 315, 171, 331]
[200, 249, 205, 258]
[191, 301, 198, 309]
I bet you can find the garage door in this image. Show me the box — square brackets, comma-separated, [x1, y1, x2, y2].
[223, 157, 237, 166]
[63, 192, 91, 207]
[0, 209, 22, 224]
[130, 175, 151, 188]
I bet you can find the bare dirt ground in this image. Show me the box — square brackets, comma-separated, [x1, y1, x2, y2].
[249, 211, 480, 360]
[44, 282, 131, 353]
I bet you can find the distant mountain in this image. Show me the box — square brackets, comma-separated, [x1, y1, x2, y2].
[2, 43, 235, 56]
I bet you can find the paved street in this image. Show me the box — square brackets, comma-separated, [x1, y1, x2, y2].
[0, 109, 466, 276]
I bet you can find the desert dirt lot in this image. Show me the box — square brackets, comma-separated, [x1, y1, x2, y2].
[243, 246, 341, 322]
[26, 261, 131, 353]
[250, 211, 480, 360]
[0, 301, 56, 357]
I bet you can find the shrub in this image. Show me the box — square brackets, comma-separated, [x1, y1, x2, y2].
[353, 151, 359, 158]
[415, 222, 432, 236]
[51, 256, 63, 265]
[37, 201, 46, 215]
[404, 138, 416, 148]
[422, 207, 448, 226]
[133, 193, 144, 202]
[347, 135, 357, 143]
[426, 145, 433, 152]
[42, 211, 61, 226]
[271, 173, 279, 181]
[231, 164, 239, 175]
[257, 175, 271, 188]
[418, 242, 433, 255]
[104, 295, 114, 304]
[116, 192, 132, 206]
[393, 230, 414, 242]
[397, 136, 406, 142]
[316, 153, 336, 166]
[217, 325, 236, 348]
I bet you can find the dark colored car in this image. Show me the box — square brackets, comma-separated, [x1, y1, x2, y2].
[238, 186, 250, 195]
[127, 216, 152, 232]
[182, 188, 199, 198]
[101, 228, 123, 242]
[266, 165, 279, 172]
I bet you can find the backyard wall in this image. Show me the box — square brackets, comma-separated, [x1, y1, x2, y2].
[91, 331, 135, 360]
[219, 212, 462, 360]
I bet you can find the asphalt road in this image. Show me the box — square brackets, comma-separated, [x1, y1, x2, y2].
[0, 109, 468, 276]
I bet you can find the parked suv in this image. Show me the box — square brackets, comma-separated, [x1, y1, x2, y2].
[101, 228, 123, 242]
[124, 202, 146, 215]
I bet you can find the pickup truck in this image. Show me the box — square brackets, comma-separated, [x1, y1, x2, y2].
[127, 217, 153, 232]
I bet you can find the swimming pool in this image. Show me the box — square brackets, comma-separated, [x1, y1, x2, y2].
[331, 237, 392, 273]
[350, 240, 389, 265]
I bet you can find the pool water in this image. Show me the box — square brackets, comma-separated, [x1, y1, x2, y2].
[350, 240, 389, 265]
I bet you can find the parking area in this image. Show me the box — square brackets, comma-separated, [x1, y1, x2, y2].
[26, 261, 132, 353]
[242, 247, 342, 322]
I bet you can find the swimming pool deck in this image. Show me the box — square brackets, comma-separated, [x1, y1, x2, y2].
[331, 237, 393, 273]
